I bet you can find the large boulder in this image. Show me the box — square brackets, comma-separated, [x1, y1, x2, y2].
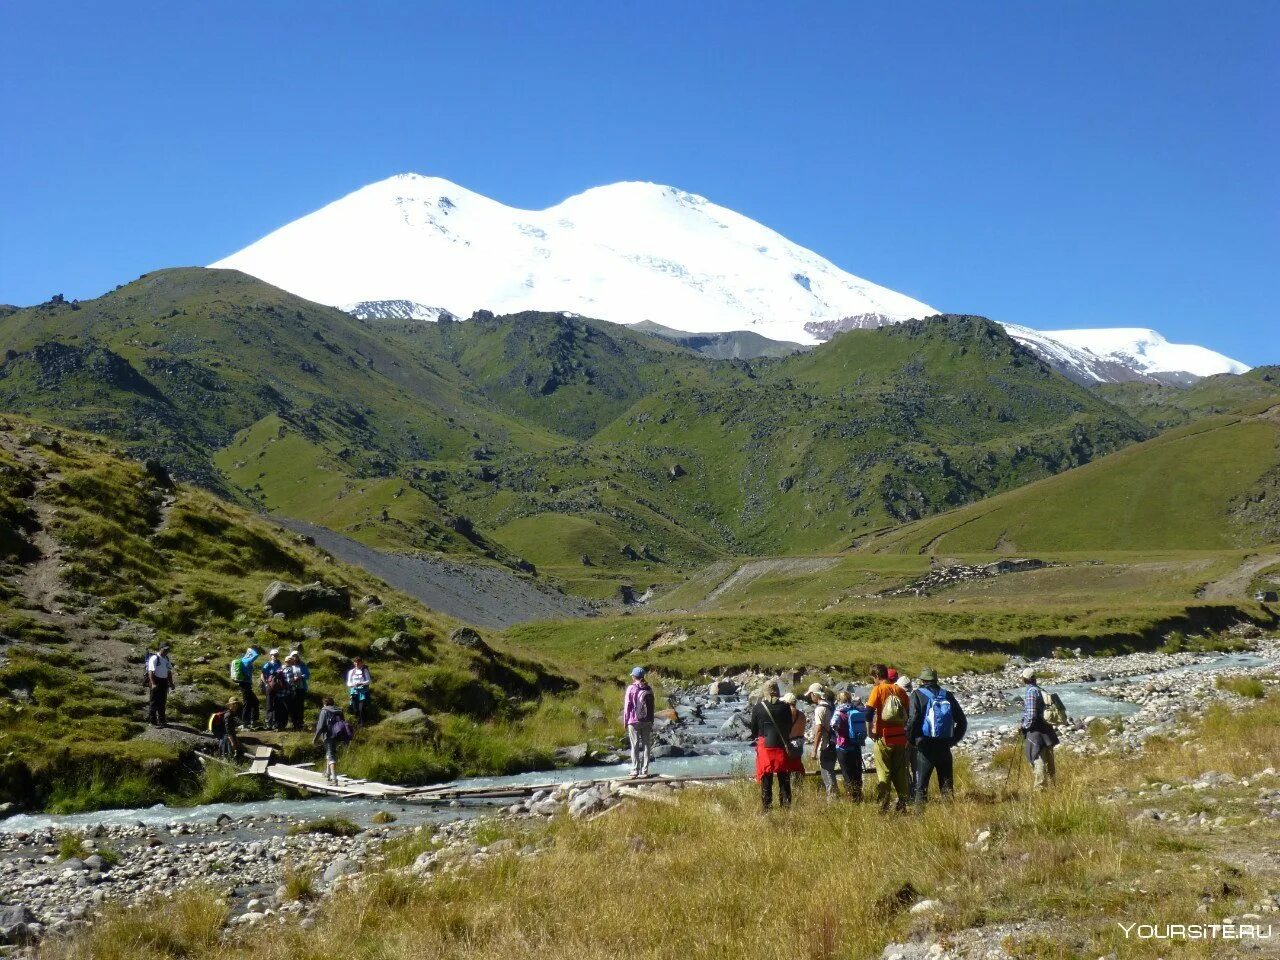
[370, 631, 416, 657]
[263, 581, 351, 617]
[448, 627, 492, 656]
[0, 905, 35, 945]
[708, 678, 737, 697]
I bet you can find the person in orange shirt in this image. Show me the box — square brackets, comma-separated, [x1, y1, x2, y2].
[866, 663, 911, 813]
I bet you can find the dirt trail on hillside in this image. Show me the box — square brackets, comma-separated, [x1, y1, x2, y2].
[0, 434, 147, 703]
[270, 517, 597, 629]
[693, 556, 840, 611]
[1200, 552, 1280, 600]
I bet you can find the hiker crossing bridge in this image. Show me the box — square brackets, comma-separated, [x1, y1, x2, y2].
[235, 745, 735, 804]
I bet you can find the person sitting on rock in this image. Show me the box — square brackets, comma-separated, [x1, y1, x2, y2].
[346, 656, 372, 725]
[211, 698, 242, 758]
[622, 666, 656, 778]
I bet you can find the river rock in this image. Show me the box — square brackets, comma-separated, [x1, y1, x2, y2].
[60, 857, 88, 872]
[569, 787, 608, 818]
[0, 905, 36, 944]
[322, 857, 355, 884]
[708, 679, 737, 697]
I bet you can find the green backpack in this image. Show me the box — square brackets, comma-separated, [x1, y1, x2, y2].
[880, 688, 906, 723]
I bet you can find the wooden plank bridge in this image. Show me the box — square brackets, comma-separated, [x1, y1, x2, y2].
[234, 745, 737, 804]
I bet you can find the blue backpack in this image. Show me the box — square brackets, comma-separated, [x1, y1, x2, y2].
[918, 686, 955, 739]
[831, 704, 868, 749]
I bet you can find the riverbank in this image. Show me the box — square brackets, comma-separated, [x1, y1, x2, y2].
[21, 677, 1280, 959]
[2, 635, 1276, 953]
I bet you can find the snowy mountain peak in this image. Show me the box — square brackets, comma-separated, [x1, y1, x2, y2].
[212, 174, 1248, 383]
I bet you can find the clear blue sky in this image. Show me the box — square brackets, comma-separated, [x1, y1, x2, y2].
[2, 1, 1275, 363]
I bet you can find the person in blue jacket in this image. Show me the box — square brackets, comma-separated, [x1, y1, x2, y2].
[231, 646, 260, 729]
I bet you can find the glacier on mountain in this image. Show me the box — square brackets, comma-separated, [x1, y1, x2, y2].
[212, 173, 1248, 383]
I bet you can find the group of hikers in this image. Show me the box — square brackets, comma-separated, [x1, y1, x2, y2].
[622, 663, 1064, 813]
[144, 643, 372, 785]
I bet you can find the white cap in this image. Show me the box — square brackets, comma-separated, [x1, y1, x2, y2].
[806, 682, 825, 698]
[1021, 667, 1036, 681]
[268, 648, 280, 656]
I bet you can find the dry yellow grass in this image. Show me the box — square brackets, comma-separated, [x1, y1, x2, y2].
[48, 696, 1280, 960]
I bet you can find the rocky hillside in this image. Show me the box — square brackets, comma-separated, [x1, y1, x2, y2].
[0, 270, 1149, 593]
[0, 418, 581, 812]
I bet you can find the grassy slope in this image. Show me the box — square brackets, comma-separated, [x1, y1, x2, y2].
[1097, 365, 1280, 431]
[0, 269, 561, 554]
[0, 279, 1157, 591]
[861, 405, 1280, 554]
[55, 691, 1280, 960]
[0, 418, 613, 811]
[583, 316, 1145, 556]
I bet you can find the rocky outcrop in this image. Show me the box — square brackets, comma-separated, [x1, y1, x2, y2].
[262, 581, 351, 617]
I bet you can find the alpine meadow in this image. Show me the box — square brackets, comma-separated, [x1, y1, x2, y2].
[2, 5, 1278, 959]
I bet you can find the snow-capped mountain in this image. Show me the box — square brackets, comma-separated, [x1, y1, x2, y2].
[212, 173, 933, 346]
[212, 173, 1248, 383]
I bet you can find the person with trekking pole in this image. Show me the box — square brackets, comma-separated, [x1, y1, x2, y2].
[908, 667, 967, 806]
[1020, 667, 1061, 791]
[805, 683, 839, 798]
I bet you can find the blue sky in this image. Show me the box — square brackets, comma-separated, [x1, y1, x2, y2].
[2, 1, 1275, 363]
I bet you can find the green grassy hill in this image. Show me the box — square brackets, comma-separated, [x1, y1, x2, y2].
[0, 272, 1151, 592]
[0, 417, 608, 812]
[1096, 366, 1280, 431]
[862, 402, 1280, 554]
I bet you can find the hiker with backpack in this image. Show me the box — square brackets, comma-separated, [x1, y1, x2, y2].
[346, 656, 372, 725]
[780, 692, 808, 788]
[146, 643, 174, 727]
[908, 667, 968, 806]
[751, 680, 803, 811]
[893, 669, 917, 792]
[1020, 668, 1063, 791]
[805, 683, 840, 798]
[209, 698, 242, 758]
[313, 694, 352, 784]
[831, 690, 870, 801]
[622, 666, 656, 778]
[230, 647, 260, 729]
[866, 663, 912, 813]
[284, 651, 309, 731]
[261, 649, 287, 731]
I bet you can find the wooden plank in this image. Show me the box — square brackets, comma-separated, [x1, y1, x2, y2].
[249, 758, 271, 775]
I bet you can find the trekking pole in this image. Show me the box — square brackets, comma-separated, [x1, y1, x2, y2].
[1001, 731, 1023, 794]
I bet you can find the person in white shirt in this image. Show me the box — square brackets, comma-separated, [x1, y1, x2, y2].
[146, 643, 174, 726]
[346, 656, 371, 725]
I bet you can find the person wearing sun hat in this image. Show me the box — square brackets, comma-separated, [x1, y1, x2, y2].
[1020, 667, 1059, 790]
[907, 667, 967, 807]
[622, 666, 656, 778]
